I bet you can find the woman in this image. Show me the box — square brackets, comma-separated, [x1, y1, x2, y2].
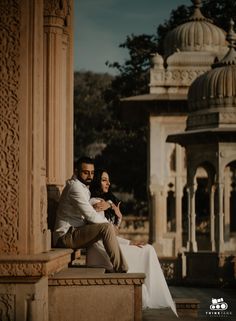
[87, 169, 177, 316]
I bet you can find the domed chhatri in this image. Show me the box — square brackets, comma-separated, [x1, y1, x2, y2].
[188, 20, 236, 110]
[187, 20, 236, 129]
[164, 0, 226, 57]
[150, 0, 228, 94]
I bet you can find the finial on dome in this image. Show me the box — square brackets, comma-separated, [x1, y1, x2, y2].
[213, 19, 236, 67]
[226, 19, 236, 48]
[191, 0, 201, 8]
[188, 0, 212, 22]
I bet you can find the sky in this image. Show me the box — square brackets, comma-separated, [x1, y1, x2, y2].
[74, 0, 190, 75]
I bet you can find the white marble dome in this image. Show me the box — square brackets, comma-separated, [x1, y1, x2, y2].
[164, 0, 226, 57]
[188, 21, 236, 110]
[187, 20, 236, 129]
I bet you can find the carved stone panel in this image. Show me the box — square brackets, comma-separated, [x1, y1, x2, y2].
[0, 294, 15, 321]
[0, 0, 20, 254]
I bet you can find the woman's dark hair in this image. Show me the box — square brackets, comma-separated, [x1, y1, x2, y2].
[90, 169, 120, 224]
[89, 169, 107, 198]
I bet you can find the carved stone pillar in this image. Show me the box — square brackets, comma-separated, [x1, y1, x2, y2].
[149, 183, 165, 254]
[224, 167, 231, 242]
[210, 185, 216, 251]
[156, 186, 166, 249]
[0, 1, 73, 319]
[215, 181, 225, 253]
[187, 183, 198, 252]
[0, 0, 50, 257]
[44, 0, 74, 237]
[175, 144, 183, 254]
[44, 0, 73, 188]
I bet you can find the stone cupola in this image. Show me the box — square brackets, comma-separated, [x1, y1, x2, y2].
[150, 0, 228, 95]
[187, 19, 236, 130]
[164, 0, 226, 57]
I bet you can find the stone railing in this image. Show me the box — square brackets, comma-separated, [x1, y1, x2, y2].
[119, 216, 149, 243]
[159, 255, 182, 285]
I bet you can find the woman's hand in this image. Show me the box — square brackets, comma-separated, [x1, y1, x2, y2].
[130, 240, 146, 248]
[93, 199, 110, 212]
[112, 202, 122, 220]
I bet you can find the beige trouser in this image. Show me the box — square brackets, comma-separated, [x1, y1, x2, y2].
[58, 223, 128, 273]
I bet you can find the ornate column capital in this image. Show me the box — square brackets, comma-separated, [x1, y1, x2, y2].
[44, 0, 71, 28]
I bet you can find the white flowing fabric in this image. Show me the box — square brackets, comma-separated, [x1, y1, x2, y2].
[87, 199, 177, 316]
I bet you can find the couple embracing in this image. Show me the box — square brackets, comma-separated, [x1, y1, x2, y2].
[53, 157, 177, 315]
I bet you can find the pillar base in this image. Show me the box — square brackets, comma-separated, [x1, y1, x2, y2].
[0, 249, 72, 321]
[187, 241, 197, 252]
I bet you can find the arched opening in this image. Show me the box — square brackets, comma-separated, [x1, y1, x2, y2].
[182, 186, 188, 247]
[167, 187, 176, 232]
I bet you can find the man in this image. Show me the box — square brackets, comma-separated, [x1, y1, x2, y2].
[53, 157, 128, 273]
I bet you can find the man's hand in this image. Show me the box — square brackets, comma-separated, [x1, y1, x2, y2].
[93, 199, 111, 212]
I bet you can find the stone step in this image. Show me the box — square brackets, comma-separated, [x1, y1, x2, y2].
[175, 298, 200, 318]
[49, 267, 145, 321]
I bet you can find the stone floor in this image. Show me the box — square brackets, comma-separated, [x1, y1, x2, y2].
[143, 286, 236, 321]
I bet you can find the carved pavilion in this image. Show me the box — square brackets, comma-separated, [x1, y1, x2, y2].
[167, 19, 236, 283]
[122, 0, 229, 259]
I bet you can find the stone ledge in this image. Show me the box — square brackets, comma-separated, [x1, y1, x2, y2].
[49, 267, 145, 286]
[49, 268, 145, 321]
[0, 249, 73, 277]
[175, 298, 200, 317]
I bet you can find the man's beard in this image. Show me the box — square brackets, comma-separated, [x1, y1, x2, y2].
[79, 177, 92, 186]
[84, 179, 92, 186]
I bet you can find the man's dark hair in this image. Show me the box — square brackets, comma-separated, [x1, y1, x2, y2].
[74, 157, 94, 172]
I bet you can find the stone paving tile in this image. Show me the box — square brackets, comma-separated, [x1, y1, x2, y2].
[143, 287, 236, 321]
[170, 286, 236, 319]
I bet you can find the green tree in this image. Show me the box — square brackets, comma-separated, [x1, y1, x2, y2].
[105, 34, 158, 102]
[201, 0, 236, 31]
[74, 71, 113, 159]
[102, 34, 157, 205]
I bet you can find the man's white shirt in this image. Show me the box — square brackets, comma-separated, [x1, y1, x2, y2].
[53, 176, 107, 245]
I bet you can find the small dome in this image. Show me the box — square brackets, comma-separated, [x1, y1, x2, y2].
[187, 20, 236, 129]
[151, 53, 164, 69]
[188, 64, 236, 112]
[164, 0, 226, 57]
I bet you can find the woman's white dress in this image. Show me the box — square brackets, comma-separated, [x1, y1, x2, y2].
[87, 198, 177, 316]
